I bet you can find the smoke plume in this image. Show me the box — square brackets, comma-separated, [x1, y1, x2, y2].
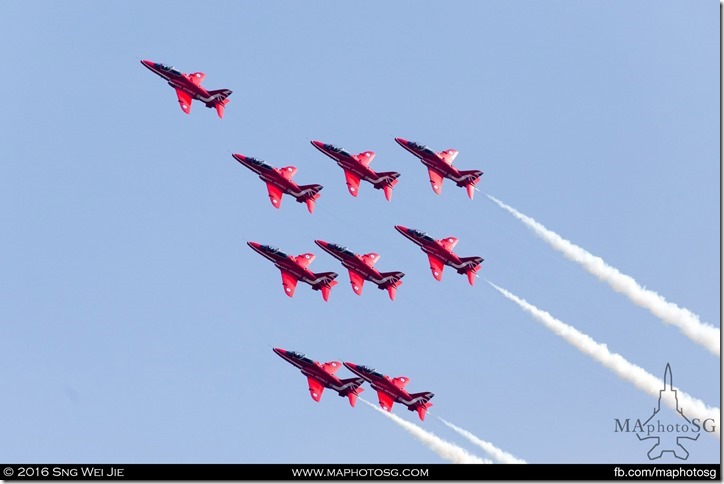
[438, 418, 526, 463]
[487, 194, 719, 356]
[360, 399, 489, 463]
[489, 282, 719, 436]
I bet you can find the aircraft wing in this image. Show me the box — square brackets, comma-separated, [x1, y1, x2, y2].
[280, 270, 299, 297]
[427, 168, 444, 195]
[377, 391, 395, 412]
[266, 183, 284, 209]
[174, 88, 193, 114]
[438, 149, 458, 165]
[189, 71, 206, 85]
[344, 170, 361, 197]
[279, 166, 298, 181]
[427, 254, 445, 281]
[354, 151, 375, 166]
[348, 269, 366, 296]
[362, 253, 380, 266]
[392, 376, 410, 389]
[439, 237, 459, 251]
[307, 376, 325, 402]
[322, 361, 342, 375]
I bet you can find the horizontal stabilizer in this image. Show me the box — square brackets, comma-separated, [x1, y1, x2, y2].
[377, 272, 404, 300]
[338, 377, 365, 407]
[297, 184, 323, 213]
[373, 171, 400, 201]
[312, 272, 339, 301]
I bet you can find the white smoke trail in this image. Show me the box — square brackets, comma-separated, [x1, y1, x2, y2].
[487, 194, 720, 356]
[438, 418, 526, 464]
[489, 282, 720, 436]
[359, 399, 490, 463]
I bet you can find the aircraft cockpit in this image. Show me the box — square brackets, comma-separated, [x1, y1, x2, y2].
[247, 157, 272, 170]
[261, 245, 288, 258]
[409, 229, 434, 242]
[287, 351, 315, 365]
[358, 365, 383, 378]
[156, 63, 182, 76]
[325, 144, 352, 158]
[408, 141, 435, 156]
[328, 243, 355, 257]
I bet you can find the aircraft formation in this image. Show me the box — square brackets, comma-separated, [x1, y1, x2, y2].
[141, 59, 484, 422]
[273, 348, 434, 421]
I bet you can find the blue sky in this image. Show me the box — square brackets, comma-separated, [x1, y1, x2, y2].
[1, 0, 719, 465]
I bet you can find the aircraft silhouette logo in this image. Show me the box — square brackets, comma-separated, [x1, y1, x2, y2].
[636, 364, 700, 460]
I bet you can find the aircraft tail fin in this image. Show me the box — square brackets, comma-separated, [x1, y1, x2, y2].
[338, 378, 365, 407]
[206, 89, 232, 118]
[408, 392, 434, 421]
[297, 184, 323, 213]
[312, 272, 338, 301]
[415, 402, 433, 421]
[378, 271, 405, 300]
[373, 171, 401, 201]
[457, 169, 483, 199]
[458, 256, 483, 285]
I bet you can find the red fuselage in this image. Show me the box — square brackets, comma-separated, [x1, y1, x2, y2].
[394, 137, 464, 180]
[248, 243, 327, 286]
[315, 240, 404, 299]
[274, 348, 365, 406]
[311, 141, 383, 184]
[234, 154, 310, 201]
[142, 60, 213, 102]
[275, 348, 346, 391]
[395, 226, 463, 266]
[310, 140, 399, 200]
[316, 241, 384, 284]
[343, 362, 434, 420]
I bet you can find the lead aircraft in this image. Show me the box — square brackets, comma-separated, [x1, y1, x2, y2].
[395, 225, 483, 285]
[233, 153, 323, 213]
[140, 60, 232, 118]
[394, 137, 482, 199]
[273, 348, 365, 407]
[343, 362, 434, 421]
[247, 242, 338, 301]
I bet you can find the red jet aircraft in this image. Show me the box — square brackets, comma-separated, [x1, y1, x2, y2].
[310, 140, 400, 201]
[343, 362, 434, 421]
[273, 348, 365, 407]
[394, 137, 482, 199]
[233, 153, 323, 213]
[314, 240, 404, 300]
[395, 225, 483, 285]
[247, 242, 338, 301]
[140, 60, 232, 118]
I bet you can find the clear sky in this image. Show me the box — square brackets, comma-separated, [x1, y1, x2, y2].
[1, 0, 719, 465]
